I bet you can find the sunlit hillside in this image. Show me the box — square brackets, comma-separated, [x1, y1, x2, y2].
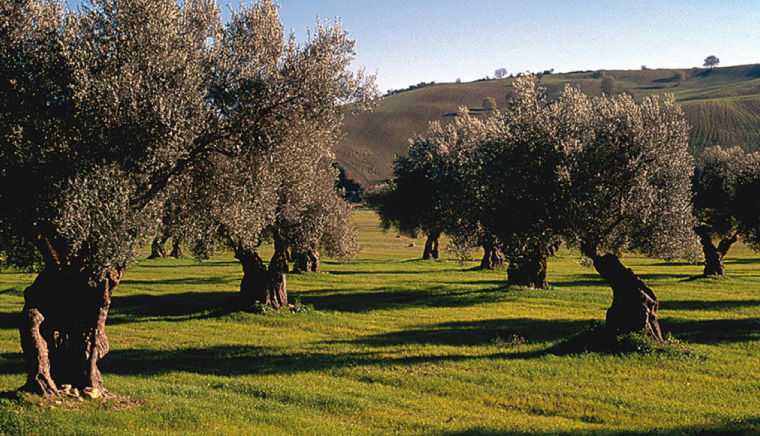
[338, 64, 760, 186]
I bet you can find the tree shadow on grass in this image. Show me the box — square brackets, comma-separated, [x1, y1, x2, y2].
[297, 285, 515, 313]
[108, 291, 238, 324]
[662, 299, 760, 312]
[0, 312, 19, 330]
[121, 276, 238, 287]
[663, 317, 760, 344]
[329, 318, 590, 348]
[437, 416, 760, 436]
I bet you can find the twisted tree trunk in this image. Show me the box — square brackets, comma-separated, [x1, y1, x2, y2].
[20, 265, 122, 398]
[480, 240, 506, 270]
[694, 226, 737, 277]
[422, 232, 440, 260]
[507, 252, 548, 289]
[267, 232, 289, 308]
[584, 247, 663, 342]
[169, 240, 184, 258]
[234, 232, 289, 309]
[147, 235, 167, 259]
[293, 248, 320, 273]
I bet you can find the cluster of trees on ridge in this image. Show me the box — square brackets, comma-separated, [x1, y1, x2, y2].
[0, 0, 377, 398]
[372, 76, 760, 343]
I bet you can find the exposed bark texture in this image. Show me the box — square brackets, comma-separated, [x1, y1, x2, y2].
[169, 240, 184, 258]
[422, 232, 440, 260]
[507, 253, 548, 289]
[694, 226, 737, 277]
[587, 250, 663, 342]
[234, 233, 289, 309]
[480, 240, 506, 270]
[147, 235, 167, 259]
[20, 266, 122, 397]
[293, 248, 320, 273]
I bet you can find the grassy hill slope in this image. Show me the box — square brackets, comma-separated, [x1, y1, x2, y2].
[338, 64, 760, 187]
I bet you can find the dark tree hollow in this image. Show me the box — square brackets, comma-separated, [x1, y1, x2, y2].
[20, 266, 122, 397]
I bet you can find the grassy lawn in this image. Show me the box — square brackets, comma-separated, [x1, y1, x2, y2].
[0, 209, 758, 435]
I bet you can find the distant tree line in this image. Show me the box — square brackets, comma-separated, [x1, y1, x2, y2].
[385, 81, 436, 96]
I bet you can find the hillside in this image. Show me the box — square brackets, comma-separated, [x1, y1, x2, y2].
[337, 64, 760, 187]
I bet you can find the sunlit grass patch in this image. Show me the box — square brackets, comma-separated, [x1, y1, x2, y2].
[0, 210, 758, 435]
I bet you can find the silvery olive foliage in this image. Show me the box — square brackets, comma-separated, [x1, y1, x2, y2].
[380, 76, 698, 267]
[372, 111, 486, 250]
[552, 82, 699, 260]
[693, 146, 760, 241]
[728, 149, 760, 250]
[182, 0, 373, 261]
[0, 0, 376, 280]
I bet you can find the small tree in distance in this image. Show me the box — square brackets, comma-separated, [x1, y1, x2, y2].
[704, 55, 720, 69]
[494, 68, 507, 79]
[482, 97, 497, 111]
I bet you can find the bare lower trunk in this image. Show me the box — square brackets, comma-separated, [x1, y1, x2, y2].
[507, 253, 548, 289]
[695, 226, 737, 277]
[480, 240, 506, 270]
[169, 240, 184, 258]
[586, 249, 663, 342]
[235, 233, 289, 310]
[147, 235, 167, 259]
[20, 266, 122, 397]
[293, 248, 320, 273]
[422, 232, 440, 260]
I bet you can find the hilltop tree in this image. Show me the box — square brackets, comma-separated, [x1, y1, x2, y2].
[704, 55, 720, 69]
[494, 68, 507, 79]
[692, 146, 760, 276]
[0, 0, 375, 398]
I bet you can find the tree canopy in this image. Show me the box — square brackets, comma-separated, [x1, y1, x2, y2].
[0, 0, 376, 397]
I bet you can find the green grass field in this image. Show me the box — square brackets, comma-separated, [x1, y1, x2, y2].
[0, 210, 758, 435]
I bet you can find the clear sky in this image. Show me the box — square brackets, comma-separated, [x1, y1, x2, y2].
[65, 0, 760, 93]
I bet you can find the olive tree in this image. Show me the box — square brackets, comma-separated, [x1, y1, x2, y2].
[183, 2, 374, 309]
[692, 146, 760, 276]
[372, 139, 447, 260]
[0, 0, 219, 397]
[474, 78, 565, 288]
[556, 86, 697, 341]
[0, 0, 374, 397]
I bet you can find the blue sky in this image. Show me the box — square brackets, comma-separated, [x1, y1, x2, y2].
[65, 0, 760, 93]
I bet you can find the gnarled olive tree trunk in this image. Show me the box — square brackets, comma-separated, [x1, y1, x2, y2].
[585, 248, 663, 342]
[480, 240, 506, 270]
[293, 248, 320, 273]
[694, 226, 737, 277]
[147, 234, 167, 259]
[235, 233, 289, 309]
[169, 240, 184, 258]
[20, 265, 122, 397]
[422, 231, 440, 260]
[507, 251, 548, 289]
